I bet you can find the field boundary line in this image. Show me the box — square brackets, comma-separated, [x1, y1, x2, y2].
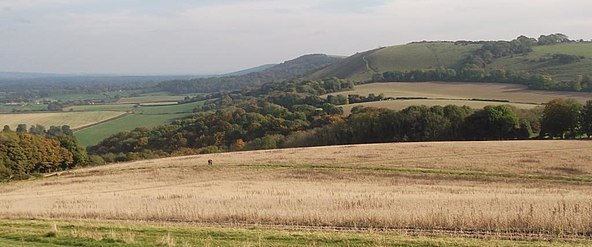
[72, 112, 131, 131]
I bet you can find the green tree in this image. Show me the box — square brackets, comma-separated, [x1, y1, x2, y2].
[581, 100, 592, 138]
[462, 105, 519, 140]
[16, 124, 27, 133]
[540, 98, 582, 138]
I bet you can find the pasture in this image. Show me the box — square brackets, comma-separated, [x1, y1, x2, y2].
[0, 111, 126, 130]
[1, 140, 591, 245]
[74, 101, 204, 146]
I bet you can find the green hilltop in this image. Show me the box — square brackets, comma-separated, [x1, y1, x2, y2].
[309, 34, 592, 91]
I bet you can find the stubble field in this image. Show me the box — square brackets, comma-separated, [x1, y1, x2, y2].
[327, 82, 592, 113]
[1, 140, 592, 246]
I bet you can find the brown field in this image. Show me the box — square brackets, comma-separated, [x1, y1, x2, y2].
[330, 82, 592, 104]
[1, 140, 592, 239]
[0, 111, 126, 129]
[340, 100, 538, 115]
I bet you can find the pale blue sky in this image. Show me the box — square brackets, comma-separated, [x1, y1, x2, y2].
[1, 0, 591, 74]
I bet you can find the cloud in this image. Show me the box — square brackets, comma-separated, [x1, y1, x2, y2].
[0, 0, 591, 74]
[0, 0, 89, 9]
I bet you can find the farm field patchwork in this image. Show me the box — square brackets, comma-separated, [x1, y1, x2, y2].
[330, 82, 592, 104]
[0, 111, 126, 130]
[1, 140, 591, 245]
[73, 101, 204, 146]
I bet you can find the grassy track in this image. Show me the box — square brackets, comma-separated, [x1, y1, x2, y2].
[2, 220, 586, 247]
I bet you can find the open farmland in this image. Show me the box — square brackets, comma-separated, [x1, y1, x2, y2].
[327, 81, 592, 112]
[1, 140, 591, 245]
[340, 100, 538, 115]
[116, 95, 187, 104]
[0, 111, 126, 130]
[74, 101, 204, 147]
[330, 82, 592, 104]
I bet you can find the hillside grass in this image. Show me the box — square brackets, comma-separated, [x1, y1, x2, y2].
[485, 43, 592, 81]
[1, 141, 592, 243]
[368, 43, 478, 72]
[311, 43, 480, 81]
[312, 42, 592, 83]
[0, 111, 126, 130]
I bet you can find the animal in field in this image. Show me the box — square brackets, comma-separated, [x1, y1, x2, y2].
[208, 159, 213, 166]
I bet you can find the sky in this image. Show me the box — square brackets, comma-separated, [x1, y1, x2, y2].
[0, 0, 591, 75]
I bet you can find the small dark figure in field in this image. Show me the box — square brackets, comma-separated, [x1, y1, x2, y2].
[208, 159, 213, 166]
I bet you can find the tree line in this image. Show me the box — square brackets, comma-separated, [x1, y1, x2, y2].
[87, 77, 592, 163]
[0, 125, 89, 181]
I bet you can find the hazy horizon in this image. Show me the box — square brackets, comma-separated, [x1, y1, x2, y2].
[1, 0, 591, 75]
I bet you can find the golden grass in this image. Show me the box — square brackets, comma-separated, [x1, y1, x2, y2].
[1, 141, 591, 238]
[330, 82, 592, 104]
[340, 100, 538, 114]
[0, 111, 126, 129]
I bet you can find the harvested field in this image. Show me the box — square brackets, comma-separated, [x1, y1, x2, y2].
[0, 111, 126, 129]
[1, 140, 591, 241]
[340, 99, 537, 114]
[330, 82, 592, 104]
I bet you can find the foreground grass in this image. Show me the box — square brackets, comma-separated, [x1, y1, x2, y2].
[1, 141, 591, 244]
[0, 219, 589, 247]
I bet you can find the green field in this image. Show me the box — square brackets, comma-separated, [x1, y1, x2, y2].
[116, 95, 186, 104]
[0, 103, 48, 113]
[74, 101, 204, 146]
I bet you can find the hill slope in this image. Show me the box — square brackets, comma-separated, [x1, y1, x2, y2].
[310, 43, 480, 81]
[1, 140, 591, 241]
[309, 39, 592, 89]
[157, 54, 343, 94]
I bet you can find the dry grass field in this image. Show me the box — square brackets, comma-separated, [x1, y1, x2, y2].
[0, 111, 126, 130]
[340, 100, 538, 115]
[329, 82, 592, 104]
[1, 140, 592, 243]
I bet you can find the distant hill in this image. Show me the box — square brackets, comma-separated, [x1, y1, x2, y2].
[308, 43, 481, 81]
[157, 54, 343, 94]
[308, 35, 592, 91]
[224, 64, 277, 77]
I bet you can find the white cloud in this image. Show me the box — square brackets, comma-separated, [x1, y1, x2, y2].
[0, 0, 591, 74]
